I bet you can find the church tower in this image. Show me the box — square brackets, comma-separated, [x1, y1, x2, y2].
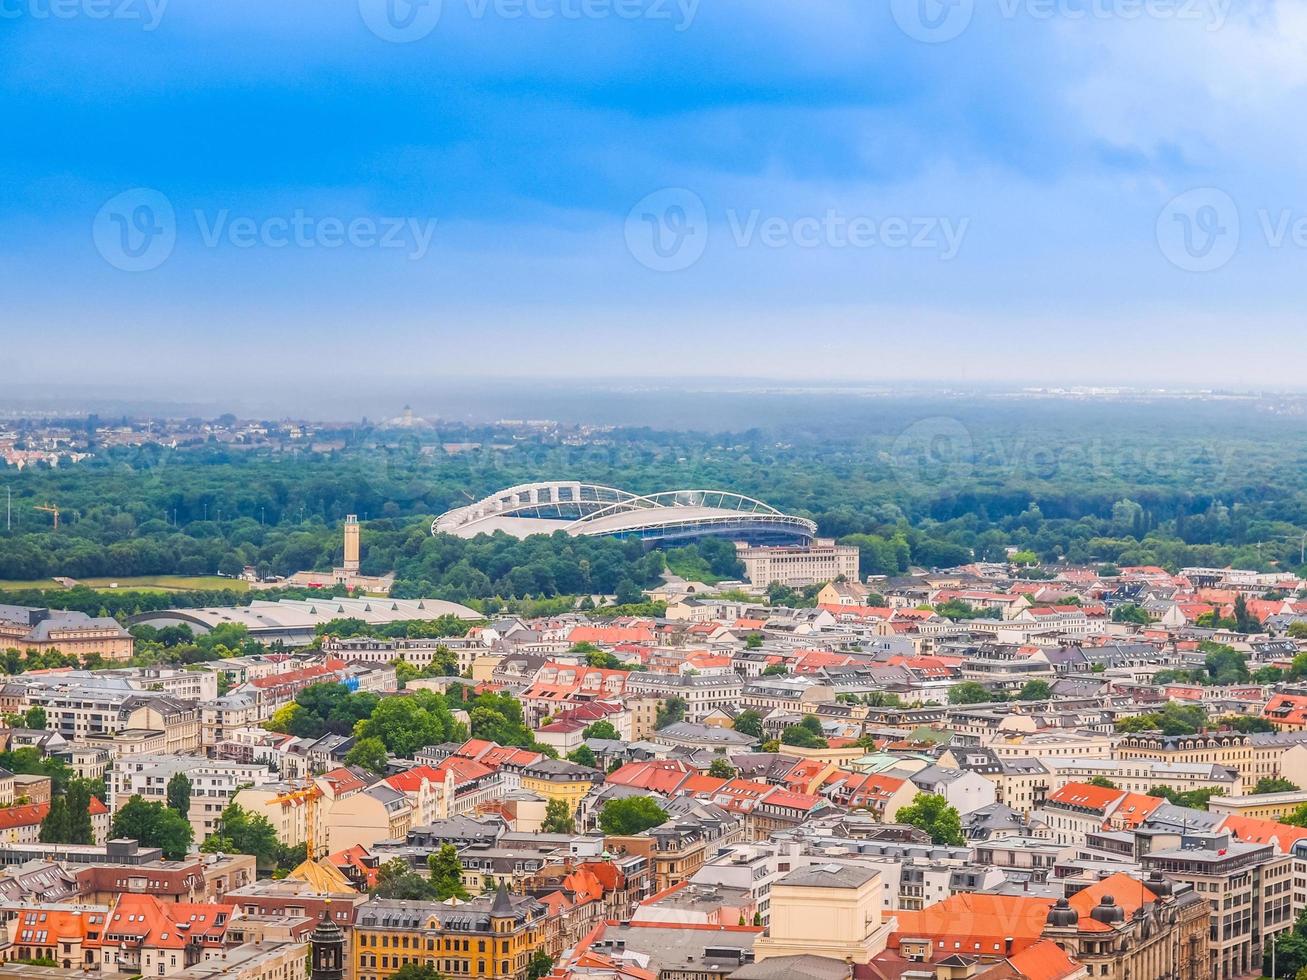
[311, 904, 346, 980]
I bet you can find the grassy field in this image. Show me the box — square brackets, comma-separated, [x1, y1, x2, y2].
[0, 575, 249, 594]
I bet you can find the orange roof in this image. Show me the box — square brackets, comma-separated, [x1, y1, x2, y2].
[1068, 872, 1158, 920]
[891, 892, 1053, 955]
[89, 795, 108, 815]
[1220, 814, 1307, 851]
[329, 843, 379, 888]
[0, 802, 48, 829]
[570, 625, 655, 645]
[1265, 694, 1307, 727]
[1046, 781, 1123, 813]
[1111, 792, 1165, 827]
[1005, 939, 1082, 980]
[319, 767, 369, 795]
[384, 764, 445, 793]
[606, 760, 692, 794]
[106, 894, 234, 950]
[11, 906, 105, 950]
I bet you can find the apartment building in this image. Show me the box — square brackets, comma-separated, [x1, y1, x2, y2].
[20, 681, 200, 754]
[352, 888, 554, 980]
[1142, 832, 1295, 980]
[0, 605, 133, 661]
[111, 755, 279, 841]
[736, 539, 860, 587]
[623, 672, 744, 725]
[1115, 730, 1307, 788]
[739, 677, 834, 715]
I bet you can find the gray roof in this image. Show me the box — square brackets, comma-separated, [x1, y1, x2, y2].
[777, 863, 877, 888]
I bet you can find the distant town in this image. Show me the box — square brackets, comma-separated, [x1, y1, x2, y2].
[4, 470, 1307, 980]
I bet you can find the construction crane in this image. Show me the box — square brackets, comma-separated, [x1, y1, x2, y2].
[267, 780, 321, 861]
[33, 503, 60, 529]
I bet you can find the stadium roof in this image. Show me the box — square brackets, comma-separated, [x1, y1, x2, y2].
[432, 482, 816, 545]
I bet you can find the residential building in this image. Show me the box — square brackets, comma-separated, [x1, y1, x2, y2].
[352, 886, 553, 980]
[736, 540, 860, 588]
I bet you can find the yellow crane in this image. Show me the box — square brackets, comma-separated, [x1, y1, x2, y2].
[33, 503, 60, 529]
[267, 780, 321, 860]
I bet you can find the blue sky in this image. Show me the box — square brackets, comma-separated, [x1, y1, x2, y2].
[2, 0, 1302, 390]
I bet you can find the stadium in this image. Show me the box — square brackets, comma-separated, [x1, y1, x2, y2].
[432, 482, 816, 546]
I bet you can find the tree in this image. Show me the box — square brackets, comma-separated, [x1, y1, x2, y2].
[374, 857, 438, 900]
[1087, 776, 1117, 789]
[1265, 910, 1307, 977]
[567, 745, 597, 769]
[200, 802, 280, 869]
[1111, 603, 1150, 626]
[655, 697, 687, 730]
[541, 798, 576, 834]
[345, 737, 390, 774]
[1254, 778, 1300, 795]
[392, 966, 445, 980]
[1233, 594, 1260, 634]
[897, 792, 965, 847]
[599, 797, 667, 836]
[427, 844, 470, 900]
[948, 682, 992, 705]
[1016, 680, 1052, 701]
[708, 757, 735, 779]
[1201, 642, 1249, 684]
[1114, 702, 1209, 736]
[527, 951, 554, 980]
[745, 634, 763, 649]
[112, 795, 194, 860]
[1148, 785, 1223, 810]
[166, 772, 192, 819]
[22, 706, 46, 729]
[761, 663, 788, 676]
[1288, 621, 1307, 640]
[582, 721, 620, 741]
[733, 710, 764, 739]
[780, 720, 827, 748]
[39, 796, 71, 843]
[356, 692, 464, 756]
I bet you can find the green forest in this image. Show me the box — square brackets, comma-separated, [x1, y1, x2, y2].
[4, 399, 1307, 604]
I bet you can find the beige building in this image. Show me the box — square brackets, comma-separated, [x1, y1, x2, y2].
[111, 755, 279, 842]
[1143, 833, 1295, 980]
[1115, 731, 1307, 788]
[1209, 789, 1307, 821]
[21, 684, 200, 754]
[173, 940, 308, 980]
[0, 606, 133, 661]
[754, 863, 893, 964]
[737, 539, 860, 587]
